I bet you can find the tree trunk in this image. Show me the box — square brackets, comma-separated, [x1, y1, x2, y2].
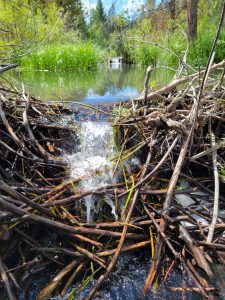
[169, 0, 176, 20]
[186, 0, 198, 40]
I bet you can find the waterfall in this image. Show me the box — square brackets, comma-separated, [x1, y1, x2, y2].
[65, 121, 117, 222]
[110, 57, 122, 64]
[109, 57, 122, 70]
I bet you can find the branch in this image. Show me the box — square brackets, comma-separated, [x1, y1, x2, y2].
[136, 60, 225, 101]
[206, 130, 220, 243]
[0, 64, 18, 74]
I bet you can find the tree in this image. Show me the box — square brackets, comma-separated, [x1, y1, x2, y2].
[56, 0, 86, 34]
[88, 0, 108, 46]
[108, 2, 116, 18]
[186, 0, 198, 40]
[168, 0, 176, 20]
[108, 3, 116, 28]
[91, 0, 106, 24]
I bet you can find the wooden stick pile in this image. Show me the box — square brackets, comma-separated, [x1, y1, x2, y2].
[0, 59, 225, 299]
[108, 60, 225, 300]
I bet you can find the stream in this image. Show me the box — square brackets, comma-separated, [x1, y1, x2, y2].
[11, 64, 225, 299]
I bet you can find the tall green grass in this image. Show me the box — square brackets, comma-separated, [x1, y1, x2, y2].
[20, 43, 103, 71]
[188, 31, 225, 67]
[130, 43, 160, 67]
[124, 30, 225, 68]
[19, 30, 225, 72]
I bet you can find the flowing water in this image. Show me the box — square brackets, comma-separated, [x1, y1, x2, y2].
[61, 119, 225, 300]
[50, 253, 225, 300]
[64, 121, 117, 222]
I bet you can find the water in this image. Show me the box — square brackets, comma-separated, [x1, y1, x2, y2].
[64, 121, 117, 222]
[63, 120, 142, 222]
[62, 123, 225, 299]
[109, 57, 123, 66]
[63, 253, 184, 300]
[10, 64, 174, 104]
[54, 253, 213, 300]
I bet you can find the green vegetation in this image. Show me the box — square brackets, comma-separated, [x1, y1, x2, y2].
[20, 43, 102, 71]
[0, 0, 224, 71]
[125, 31, 225, 68]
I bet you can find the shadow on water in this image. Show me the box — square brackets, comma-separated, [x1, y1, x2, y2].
[10, 64, 174, 104]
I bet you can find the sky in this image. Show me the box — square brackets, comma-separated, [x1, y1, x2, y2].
[82, 0, 147, 16]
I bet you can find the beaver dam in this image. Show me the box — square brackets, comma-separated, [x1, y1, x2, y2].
[0, 56, 225, 300]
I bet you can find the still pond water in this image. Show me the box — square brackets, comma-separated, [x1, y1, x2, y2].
[11, 64, 174, 103]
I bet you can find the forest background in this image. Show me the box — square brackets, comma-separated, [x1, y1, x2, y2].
[0, 0, 224, 71]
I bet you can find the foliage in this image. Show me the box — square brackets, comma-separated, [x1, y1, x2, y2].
[0, 0, 63, 44]
[91, 0, 106, 23]
[188, 31, 225, 66]
[0, 0, 224, 70]
[20, 43, 102, 71]
[129, 43, 160, 66]
[56, 0, 86, 34]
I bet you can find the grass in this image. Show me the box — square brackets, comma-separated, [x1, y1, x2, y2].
[19, 43, 103, 71]
[124, 29, 225, 68]
[130, 43, 160, 67]
[188, 31, 225, 67]
[18, 29, 225, 72]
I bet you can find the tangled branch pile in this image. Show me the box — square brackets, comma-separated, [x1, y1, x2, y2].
[110, 60, 225, 300]
[0, 59, 225, 300]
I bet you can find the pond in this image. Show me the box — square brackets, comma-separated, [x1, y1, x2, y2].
[10, 64, 174, 104]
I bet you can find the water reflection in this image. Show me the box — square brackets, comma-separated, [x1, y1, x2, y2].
[12, 64, 174, 104]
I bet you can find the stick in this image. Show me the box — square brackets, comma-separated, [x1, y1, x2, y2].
[36, 260, 78, 300]
[143, 66, 152, 102]
[0, 256, 16, 300]
[85, 138, 155, 299]
[206, 130, 219, 243]
[0, 64, 18, 74]
[136, 60, 225, 101]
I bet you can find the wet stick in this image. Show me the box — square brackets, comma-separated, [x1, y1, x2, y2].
[36, 260, 78, 300]
[0, 256, 16, 300]
[142, 206, 209, 298]
[60, 262, 85, 297]
[206, 129, 219, 243]
[85, 136, 155, 300]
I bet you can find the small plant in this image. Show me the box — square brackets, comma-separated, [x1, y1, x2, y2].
[219, 165, 225, 182]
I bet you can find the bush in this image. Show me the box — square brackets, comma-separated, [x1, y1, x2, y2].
[125, 42, 160, 66]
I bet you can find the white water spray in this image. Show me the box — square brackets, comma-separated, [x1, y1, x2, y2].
[65, 121, 117, 222]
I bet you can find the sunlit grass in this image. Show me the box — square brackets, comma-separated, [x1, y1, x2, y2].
[125, 29, 225, 68]
[20, 43, 103, 71]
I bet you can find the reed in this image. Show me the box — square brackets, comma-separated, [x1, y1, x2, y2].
[20, 43, 102, 71]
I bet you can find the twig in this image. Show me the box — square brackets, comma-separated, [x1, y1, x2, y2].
[0, 256, 16, 300]
[206, 129, 219, 243]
